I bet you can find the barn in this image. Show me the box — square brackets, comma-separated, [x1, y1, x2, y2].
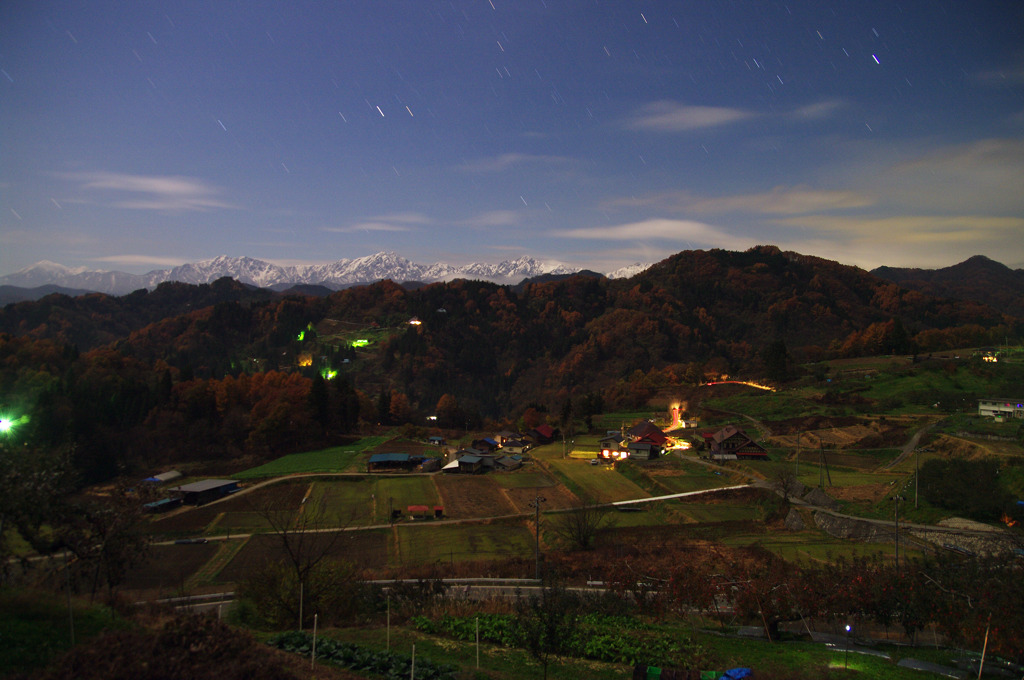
[172, 479, 240, 506]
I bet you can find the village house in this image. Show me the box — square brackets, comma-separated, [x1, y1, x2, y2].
[703, 425, 769, 461]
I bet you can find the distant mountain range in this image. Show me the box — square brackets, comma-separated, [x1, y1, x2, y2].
[0, 252, 652, 300]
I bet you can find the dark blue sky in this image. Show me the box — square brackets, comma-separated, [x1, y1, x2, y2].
[3, 1, 1023, 275]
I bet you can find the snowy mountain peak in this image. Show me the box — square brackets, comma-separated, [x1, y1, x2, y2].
[1, 252, 652, 296]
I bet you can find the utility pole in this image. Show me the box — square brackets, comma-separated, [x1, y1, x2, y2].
[530, 494, 547, 580]
[892, 494, 904, 572]
[915, 448, 919, 509]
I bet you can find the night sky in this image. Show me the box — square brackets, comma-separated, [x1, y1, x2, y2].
[3, 1, 1023, 276]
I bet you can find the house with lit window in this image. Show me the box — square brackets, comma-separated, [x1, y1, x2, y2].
[978, 398, 1024, 420]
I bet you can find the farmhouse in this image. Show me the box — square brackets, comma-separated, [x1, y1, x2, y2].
[628, 441, 658, 460]
[704, 425, 768, 461]
[457, 454, 484, 474]
[501, 438, 531, 455]
[495, 455, 523, 471]
[528, 423, 557, 444]
[171, 479, 240, 506]
[978, 398, 1024, 420]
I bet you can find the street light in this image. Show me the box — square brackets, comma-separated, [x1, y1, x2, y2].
[845, 624, 851, 668]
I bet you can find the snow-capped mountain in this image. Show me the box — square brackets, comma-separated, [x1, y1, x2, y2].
[1, 252, 652, 297]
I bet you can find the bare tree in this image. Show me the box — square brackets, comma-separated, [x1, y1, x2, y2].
[552, 495, 616, 551]
[59, 478, 152, 601]
[772, 467, 802, 502]
[244, 484, 359, 628]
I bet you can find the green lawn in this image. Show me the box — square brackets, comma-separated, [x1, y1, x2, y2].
[235, 437, 388, 478]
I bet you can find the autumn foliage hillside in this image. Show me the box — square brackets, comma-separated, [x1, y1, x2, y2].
[2, 246, 1021, 481]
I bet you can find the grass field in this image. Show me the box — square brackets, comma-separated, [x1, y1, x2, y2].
[394, 520, 534, 566]
[235, 436, 388, 478]
[489, 469, 559, 489]
[546, 459, 650, 503]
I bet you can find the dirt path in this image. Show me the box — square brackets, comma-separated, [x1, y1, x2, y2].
[883, 419, 941, 470]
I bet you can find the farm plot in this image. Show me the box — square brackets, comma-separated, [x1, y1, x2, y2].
[236, 445, 371, 479]
[435, 476, 517, 518]
[394, 521, 534, 567]
[546, 459, 649, 504]
[490, 469, 559, 489]
[309, 477, 378, 524]
[643, 465, 733, 495]
[372, 476, 441, 521]
[123, 542, 218, 593]
[216, 530, 390, 584]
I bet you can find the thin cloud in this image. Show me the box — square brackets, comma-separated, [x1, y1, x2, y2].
[789, 99, 846, 120]
[875, 138, 1024, 213]
[461, 210, 523, 227]
[456, 153, 570, 172]
[91, 254, 189, 268]
[603, 187, 873, 215]
[323, 222, 413, 234]
[322, 212, 432, 233]
[65, 171, 237, 211]
[627, 101, 755, 132]
[688, 187, 874, 214]
[777, 214, 1024, 242]
[557, 218, 753, 249]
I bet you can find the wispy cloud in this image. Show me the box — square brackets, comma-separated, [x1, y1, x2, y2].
[557, 218, 753, 249]
[872, 138, 1024, 213]
[461, 210, 523, 227]
[456, 153, 570, 172]
[322, 212, 432, 233]
[789, 99, 846, 120]
[604, 187, 873, 215]
[626, 101, 755, 132]
[65, 171, 237, 211]
[776, 214, 1024, 242]
[91, 254, 189, 268]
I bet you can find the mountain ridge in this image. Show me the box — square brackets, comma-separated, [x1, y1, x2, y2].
[0, 252, 649, 297]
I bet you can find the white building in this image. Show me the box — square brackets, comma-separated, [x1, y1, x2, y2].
[978, 398, 1024, 420]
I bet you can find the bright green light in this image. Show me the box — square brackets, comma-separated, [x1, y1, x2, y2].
[321, 369, 337, 380]
[297, 330, 306, 341]
[0, 414, 28, 434]
[351, 339, 370, 348]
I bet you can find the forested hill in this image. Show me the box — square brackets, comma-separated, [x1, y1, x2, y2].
[0, 277, 275, 350]
[2, 245, 1020, 482]
[872, 255, 1024, 318]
